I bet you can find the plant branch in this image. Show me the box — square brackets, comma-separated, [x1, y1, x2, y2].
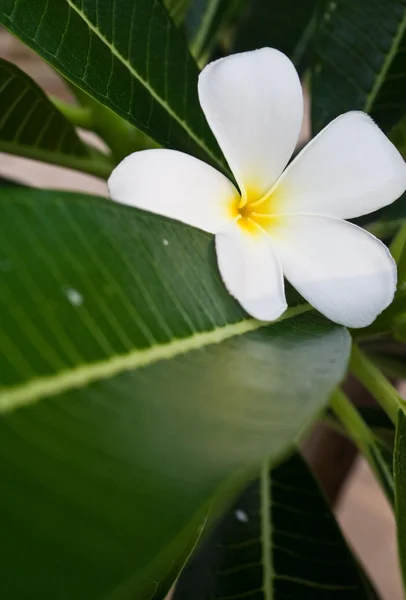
[350, 343, 404, 424]
[70, 86, 158, 162]
[330, 388, 394, 506]
[50, 96, 93, 130]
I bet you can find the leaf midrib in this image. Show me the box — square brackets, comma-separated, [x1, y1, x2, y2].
[65, 0, 224, 171]
[0, 305, 311, 414]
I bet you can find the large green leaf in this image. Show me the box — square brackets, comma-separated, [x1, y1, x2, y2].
[394, 410, 406, 593]
[312, 0, 406, 134]
[233, 0, 322, 71]
[0, 188, 350, 599]
[174, 453, 378, 599]
[0, 58, 111, 177]
[0, 0, 224, 170]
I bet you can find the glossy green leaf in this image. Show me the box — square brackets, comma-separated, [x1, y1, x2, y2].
[0, 187, 350, 599]
[0, 0, 224, 170]
[174, 453, 379, 600]
[0, 58, 111, 177]
[233, 0, 322, 71]
[312, 0, 406, 133]
[394, 410, 406, 593]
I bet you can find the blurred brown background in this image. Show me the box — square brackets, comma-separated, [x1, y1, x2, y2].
[0, 30, 403, 600]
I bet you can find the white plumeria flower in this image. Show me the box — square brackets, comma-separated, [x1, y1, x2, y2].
[109, 48, 406, 328]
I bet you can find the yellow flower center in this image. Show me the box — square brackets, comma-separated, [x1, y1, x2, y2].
[232, 186, 280, 235]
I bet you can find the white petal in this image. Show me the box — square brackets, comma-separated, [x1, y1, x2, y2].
[108, 149, 238, 234]
[271, 214, 396, 328]
[198, 48, 303, 201]
[215, 221, 287, 321]
[271, 112, 406, 219]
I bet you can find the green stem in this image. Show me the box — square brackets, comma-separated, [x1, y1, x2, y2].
[50, 97, 93, 130]
[350, 344, 403, 424]
[70, 86, 157, 162]
[331, 389, 377, 458]
[330, 388, 394, 506]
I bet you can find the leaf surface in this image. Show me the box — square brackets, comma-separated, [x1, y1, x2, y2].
[174, 453, 379, 600]
[0, 188, 350, 599]
[0, 58, 111, 175]
[312, 0, 406, 133]
[0, 0, 224, 169]
[233, 0, 322, 71]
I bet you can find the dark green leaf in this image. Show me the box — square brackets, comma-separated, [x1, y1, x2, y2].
[233, 0, 323, 72]
[0, 58, 110, 176]
[185, 0, 239, 61]
[174, 453, 379, 600]
[0, 0, 224, 170]
[312, 0, 406, 133]
[0, 188, 350, 599]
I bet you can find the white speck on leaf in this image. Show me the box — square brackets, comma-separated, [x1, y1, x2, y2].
[63, 286, 84, 306]
[162, 238, 169, 246]
[234, 509, 249, 523]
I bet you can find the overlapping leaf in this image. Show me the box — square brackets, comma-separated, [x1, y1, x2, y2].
[233, 0, 322, 71]
[0, 188, 350, 599]
[312, 0, 406, 133]
[174, 453, 378, 599]
[0, 0, 224, 170]
[0, 58, 111, 175]
[0, 58, 86, 157]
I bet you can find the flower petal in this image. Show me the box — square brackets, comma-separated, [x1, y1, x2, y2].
[270, 214, 396, 328]
[271, 112, 406, 219]
[198, 48, 303, 201]
[108, 149, 238, 233]
[215, 221, 287, 321]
